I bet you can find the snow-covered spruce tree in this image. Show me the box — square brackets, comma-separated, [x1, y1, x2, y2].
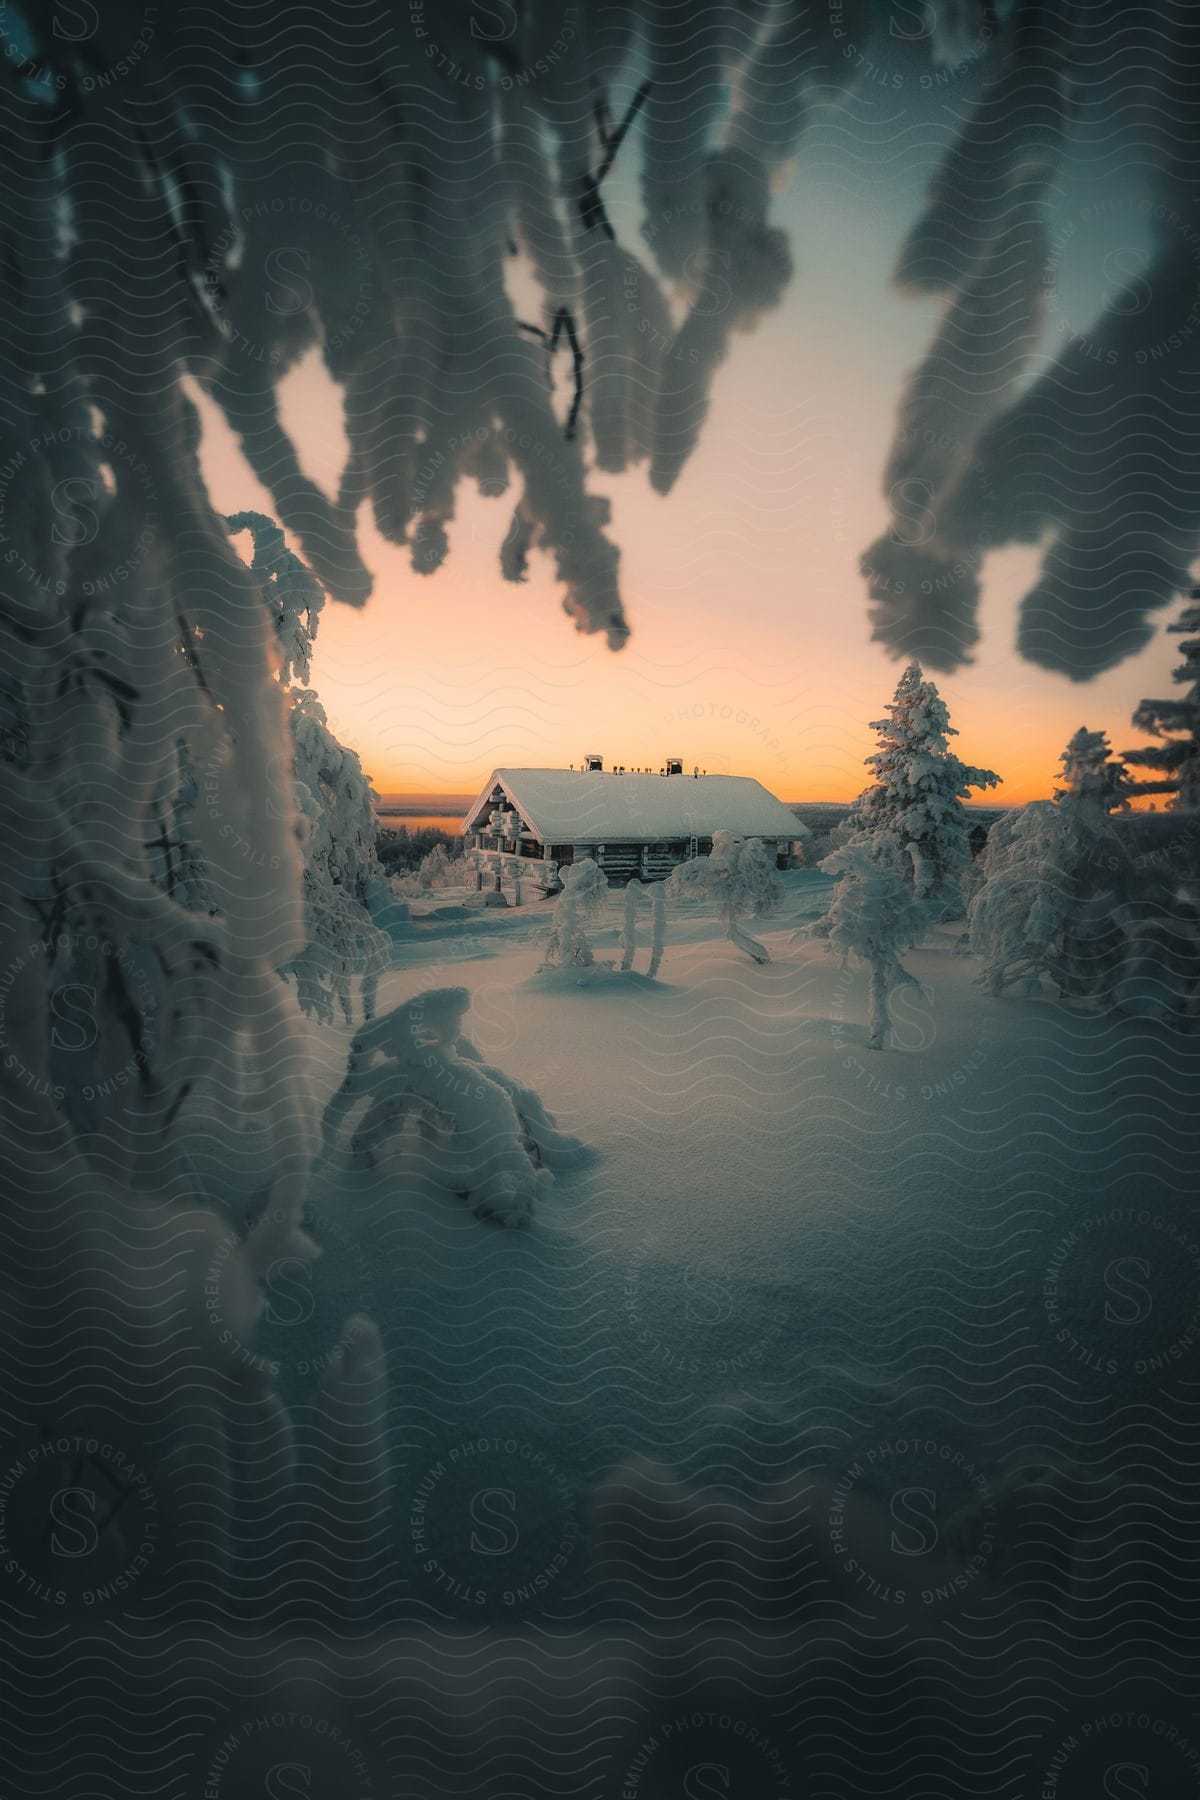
[967, 800, 1123, 1000]
[968, 726, 1186, 1011]
[665, 832, 780, 964]
[844, 664, 999, 918]
[1125, 596, 1200, 810]
[813, 830, 931, 1050]
[224, 512, 391, 1027]
[147, 738, 217, 915]
[318, 987, 587, 1225]
[804, 666, 996, 1041]
[1054, 726, 1132, 812]
[541, 858, 610, 969]
[875, 667, 999, 900]
[285, 689, 391, 1026]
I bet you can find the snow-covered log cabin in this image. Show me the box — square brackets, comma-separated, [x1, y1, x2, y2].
[462, 759, 804, 893]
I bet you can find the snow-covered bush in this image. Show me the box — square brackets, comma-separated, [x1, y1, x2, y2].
[541, 859, 610, 969]
[665, 832, 780, 964]
[388, 841, 469, 897]
[842, 664, 999, 918]
[415, 843, 453, 889]
[377, 825, 458, 875]
[799, 826, 840, 868]
[318, 988, 588, 1225]
[813, 830, 932, 1049]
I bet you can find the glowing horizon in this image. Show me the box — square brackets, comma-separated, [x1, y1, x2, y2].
[195, 99, 1183, 814]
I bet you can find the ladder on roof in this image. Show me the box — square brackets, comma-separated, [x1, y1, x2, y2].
[687, 834, 698, 860]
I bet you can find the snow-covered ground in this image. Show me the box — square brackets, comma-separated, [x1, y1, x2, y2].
[278, 869, 1200, 1638]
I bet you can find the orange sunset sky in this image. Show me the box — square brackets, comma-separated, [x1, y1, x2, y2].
[196, 102, 1182, 811]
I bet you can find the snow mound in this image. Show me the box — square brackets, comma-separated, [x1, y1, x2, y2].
[318, 988, 588, 1225]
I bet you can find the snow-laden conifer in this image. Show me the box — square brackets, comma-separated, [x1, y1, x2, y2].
[541, 859, 609, 969]
[1054, 726, 1132, 812]
[846, 664, 999, 917]
[969, 725, 1199, 1015]
[221, 514, 392, 1026]
[1125, 598, 1200, 810]
[815, 831, 931, 1049]
[665, 832, 779, 964]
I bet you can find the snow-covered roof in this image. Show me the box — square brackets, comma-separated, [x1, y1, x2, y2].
[463, 768, 801, 843]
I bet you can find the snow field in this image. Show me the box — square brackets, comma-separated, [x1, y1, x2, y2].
[284, 870, 1200, 1637]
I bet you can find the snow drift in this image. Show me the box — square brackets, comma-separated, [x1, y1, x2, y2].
[319, 987, 589, 1225]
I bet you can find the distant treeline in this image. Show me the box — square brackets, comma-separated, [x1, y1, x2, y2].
[377, 823, 459, 873]
[789, 803, 851, 836]
[789, 802, 1008, 834]
[793, 801, 1008, 864]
